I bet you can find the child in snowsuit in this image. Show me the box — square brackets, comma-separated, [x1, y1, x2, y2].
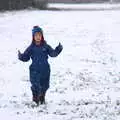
[18, 26, 63, 105]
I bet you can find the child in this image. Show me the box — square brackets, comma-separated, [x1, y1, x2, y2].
[18, 26, 63, 105]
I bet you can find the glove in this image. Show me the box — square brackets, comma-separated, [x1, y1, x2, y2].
[18, 50, 22, 59]
[57, 42, 63, 50]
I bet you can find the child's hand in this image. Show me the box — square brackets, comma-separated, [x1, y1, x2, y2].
[18, 50, 22, 59]
[57, 42, 63, 50]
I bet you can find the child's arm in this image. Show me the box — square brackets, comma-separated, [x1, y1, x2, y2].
[18, 45, 32, 62]
[47, 43, 63, 57]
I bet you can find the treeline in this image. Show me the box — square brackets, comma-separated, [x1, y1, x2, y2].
[0, 0, 48, 10]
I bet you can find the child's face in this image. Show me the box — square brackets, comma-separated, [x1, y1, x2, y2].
[34, 32, 42, 42]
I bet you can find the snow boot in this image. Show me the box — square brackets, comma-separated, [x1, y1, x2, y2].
[32, 95, 39, 105]
[39, 93, 45, 104]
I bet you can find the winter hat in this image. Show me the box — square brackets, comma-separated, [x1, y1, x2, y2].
[32, 26, 45, 42]
[32, 26, 43, 37]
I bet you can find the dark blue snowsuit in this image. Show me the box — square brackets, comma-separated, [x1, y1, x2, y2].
[18, 41, 63, 97]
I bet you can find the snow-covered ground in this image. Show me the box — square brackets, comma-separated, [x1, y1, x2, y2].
[0, 4, 120, 120]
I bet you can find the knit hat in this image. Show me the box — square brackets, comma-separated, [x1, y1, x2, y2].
[32, 26, 45, 42]
[32, 26, 43, 37]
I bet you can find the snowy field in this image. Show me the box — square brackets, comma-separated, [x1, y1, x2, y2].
[0, 4, 120, 120]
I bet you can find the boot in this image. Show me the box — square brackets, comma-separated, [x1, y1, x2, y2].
[32, 95, 39, 105]
[39, 93, 45, 104]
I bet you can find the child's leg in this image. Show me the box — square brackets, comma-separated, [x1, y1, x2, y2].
[38, 76, 50, 104]
[38, 78, 49, 104]
[30, 87, 39, 105]
[30, 70, 41, 104]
